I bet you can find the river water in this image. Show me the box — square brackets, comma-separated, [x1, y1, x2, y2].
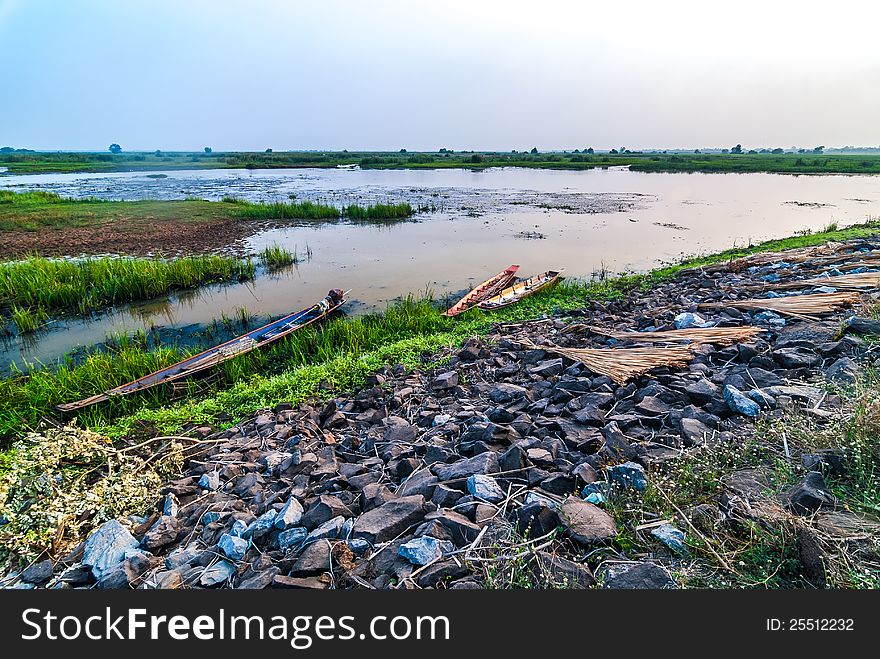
[2, 166, 879, 371]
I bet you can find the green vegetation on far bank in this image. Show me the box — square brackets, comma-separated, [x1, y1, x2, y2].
[5, 150, 880, 176]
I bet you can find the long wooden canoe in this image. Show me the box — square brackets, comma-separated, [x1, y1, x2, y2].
[477, 270, 563, 310]
[442, 265, 519, 317]
[56, 289, 347, 413]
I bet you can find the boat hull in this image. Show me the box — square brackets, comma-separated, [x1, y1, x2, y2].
[56, 289, 346, 413]
[442, 265, 519, 317]
[477, 270, 563, 310]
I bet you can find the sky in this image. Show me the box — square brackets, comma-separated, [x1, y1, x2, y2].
[1, 0, 878, 152]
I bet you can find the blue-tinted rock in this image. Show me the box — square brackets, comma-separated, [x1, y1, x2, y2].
[674, 312, 709, 329]
[398, 536, 454, 566]
[747, 389, 776, 409]
[723, 385, 760, 417]
[198, 472, 220, 490]
[607, 462, 648, 491]
[305, 516, 345, 544]
[651, 523, 688, 555]
[340, 517, 355, 540]
[467, 474, 505, 503]
[278, 527, 308, 551]
[230, 519, 248, 537]
[199, 560, 236, 587]
[203, 512, 222, 524]
[274, 497, 304, 529]
[243, 510, 278, 540]
[82, 520, 138, 580]
[218, 533, 249, 560]
[162, 494, 179, 517]
[347, 538, 370, 555]
[584, 492, 607, 505]
[581, 481, 612, 499]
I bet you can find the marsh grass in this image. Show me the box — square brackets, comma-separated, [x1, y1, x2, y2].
[231, 199, 414, 222]
[259, 244, 297, 270]
[0, 254, 255, 318]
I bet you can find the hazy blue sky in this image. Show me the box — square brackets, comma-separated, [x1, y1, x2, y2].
[1, 0, 878, 151]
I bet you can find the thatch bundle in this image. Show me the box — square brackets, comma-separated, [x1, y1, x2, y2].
[589, 325, 763, 346]
[700, 291, 861, 320]
[522, 339, 696, 385]
[771, 272, 880, 291]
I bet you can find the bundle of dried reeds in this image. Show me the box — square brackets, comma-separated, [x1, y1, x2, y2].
[522, 339, 696, 385]
[700, 291, 861, 320]
[589, 325, 763, 346]
[772, 272, 880, 291]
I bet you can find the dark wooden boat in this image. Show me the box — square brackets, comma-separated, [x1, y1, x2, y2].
[56, 289, 347, 413]
[477, 270, 563, 310]
[442, 264, 519, 317]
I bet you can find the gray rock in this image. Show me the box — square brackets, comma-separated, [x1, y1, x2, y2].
[398, 536, 455, 565]
[683, 378, 720, 405]
[351, 495, 427, 544]
[274, 497, 304, 529]
[20, 559, 54, 585]
[723, 384, 760, 417]
[845, 315, 880, 336]
[601, 562, 675, 589]
[218, 533, 249, 561]
[383, 416, 417, 443]
[432, 452, 499, 481]
[559, 496, 617, 544]
[530, 358, 564, 378]
[82, 519, 139, 580]
[532, 552, 595, 588]
[290, 541, 331, 576]
[140, 515, 180, 551]
[466, 474, 505, 503]
[301, 495, 352, 529]
[432, 371, 460, 390]
[772, 347, 821, 369]
[488, 383, 530, 404]
[786, 471, 836, 515]
[305, 516, 345, 544]
[825, 357, 860, 385]
[199, 560, 236, 587]
[680, 417, 713, 445]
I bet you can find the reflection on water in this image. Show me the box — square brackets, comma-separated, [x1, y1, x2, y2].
[2, 166, 880, 371]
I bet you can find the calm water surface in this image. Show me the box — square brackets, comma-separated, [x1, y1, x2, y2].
[2, 167, 879, 371]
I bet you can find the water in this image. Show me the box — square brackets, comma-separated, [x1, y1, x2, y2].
[2, 166, 879, 371]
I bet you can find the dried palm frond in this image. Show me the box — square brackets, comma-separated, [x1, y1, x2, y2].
[699, 291, 861, 320]
[589, 325, 763, 346]
[838, 259, 880, 272]
[522, 339, 696, 385]
[771, 272, 880, 291]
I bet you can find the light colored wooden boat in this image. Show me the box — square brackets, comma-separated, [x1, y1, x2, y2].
[477, 270, 563, 310]
[442, 265, 519, 317]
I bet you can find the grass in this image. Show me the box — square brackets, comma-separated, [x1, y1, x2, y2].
[232, 198, 414, 222]
[0, 254, 255, 318]
[6, 150, 880, 176]
[259, 244, 297, 270]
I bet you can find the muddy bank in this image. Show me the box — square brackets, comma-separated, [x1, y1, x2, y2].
[4, 238, 880, 589]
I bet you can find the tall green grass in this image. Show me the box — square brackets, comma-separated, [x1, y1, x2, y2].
[231, 199, 414, 221]
[259, 245, 297, 270]
[0, 255, 255, 317]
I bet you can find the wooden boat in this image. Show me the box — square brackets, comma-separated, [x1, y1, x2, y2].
[442, 265, 520, 317]
[477, 270, 563, 310]
[56, 289, 347, 413]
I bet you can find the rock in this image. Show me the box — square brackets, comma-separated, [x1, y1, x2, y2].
[683, 378, 720, 405]
[797, 527, 827, 587]
[275, 497, 304, 529]
[238, 567, 281, 589]
[540, 473, 576, 496]
[601, 562, 675, 589]
[218, 533, 249, 561]
[466, 474, 505, 503]
[424, 509, 481, 545]
[162, 493, 179, 517]
[242, 510, 278, 540]
[650, 523, 688, 555]
[635, 396, 671, 416]
[301, 495, 352, 529]
[825, 357, 860, 385]
[398, 536, 455, 565]
[351, 495, 427, 544]
[199, 560, 237, 587]
[415, 559, 471, 588]
[290, 541, 331, 576]
[801, 449, 846, 475]
[396, 469, 439, 499]
[674, 312, 708, 329]
[488, 383, 530, 404]
[530, 358, 564, 377]
[680, 417, 713, 446]
[278, 527, 308, 551]
[432, 371, 460, 390]
[559, 496, 617, 544]
[433, 452, 499, 481]
[532, 552, 595, 588]
[723, 385, 760, 417]
[83, 520, 139, 580]
[273, 575, 329, 589]
[845, 315, 880, 336]
[772, 347, 821, 369]
[20, 559, 54, 585]
[607, 462, 648, 491]
[383, 416, 417, 443]
[305, 516, 345, 544]
[786, 471, 836, 515]
[198, 472, 221, 490]
[431, 484, 463, 508]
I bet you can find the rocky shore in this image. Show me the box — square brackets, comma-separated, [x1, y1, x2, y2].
[5, 238, 880, 590]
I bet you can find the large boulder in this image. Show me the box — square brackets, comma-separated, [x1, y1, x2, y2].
[351, 495, 427, 544]
[559, 496, 617, 544]
[83, 520, 139, 580]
